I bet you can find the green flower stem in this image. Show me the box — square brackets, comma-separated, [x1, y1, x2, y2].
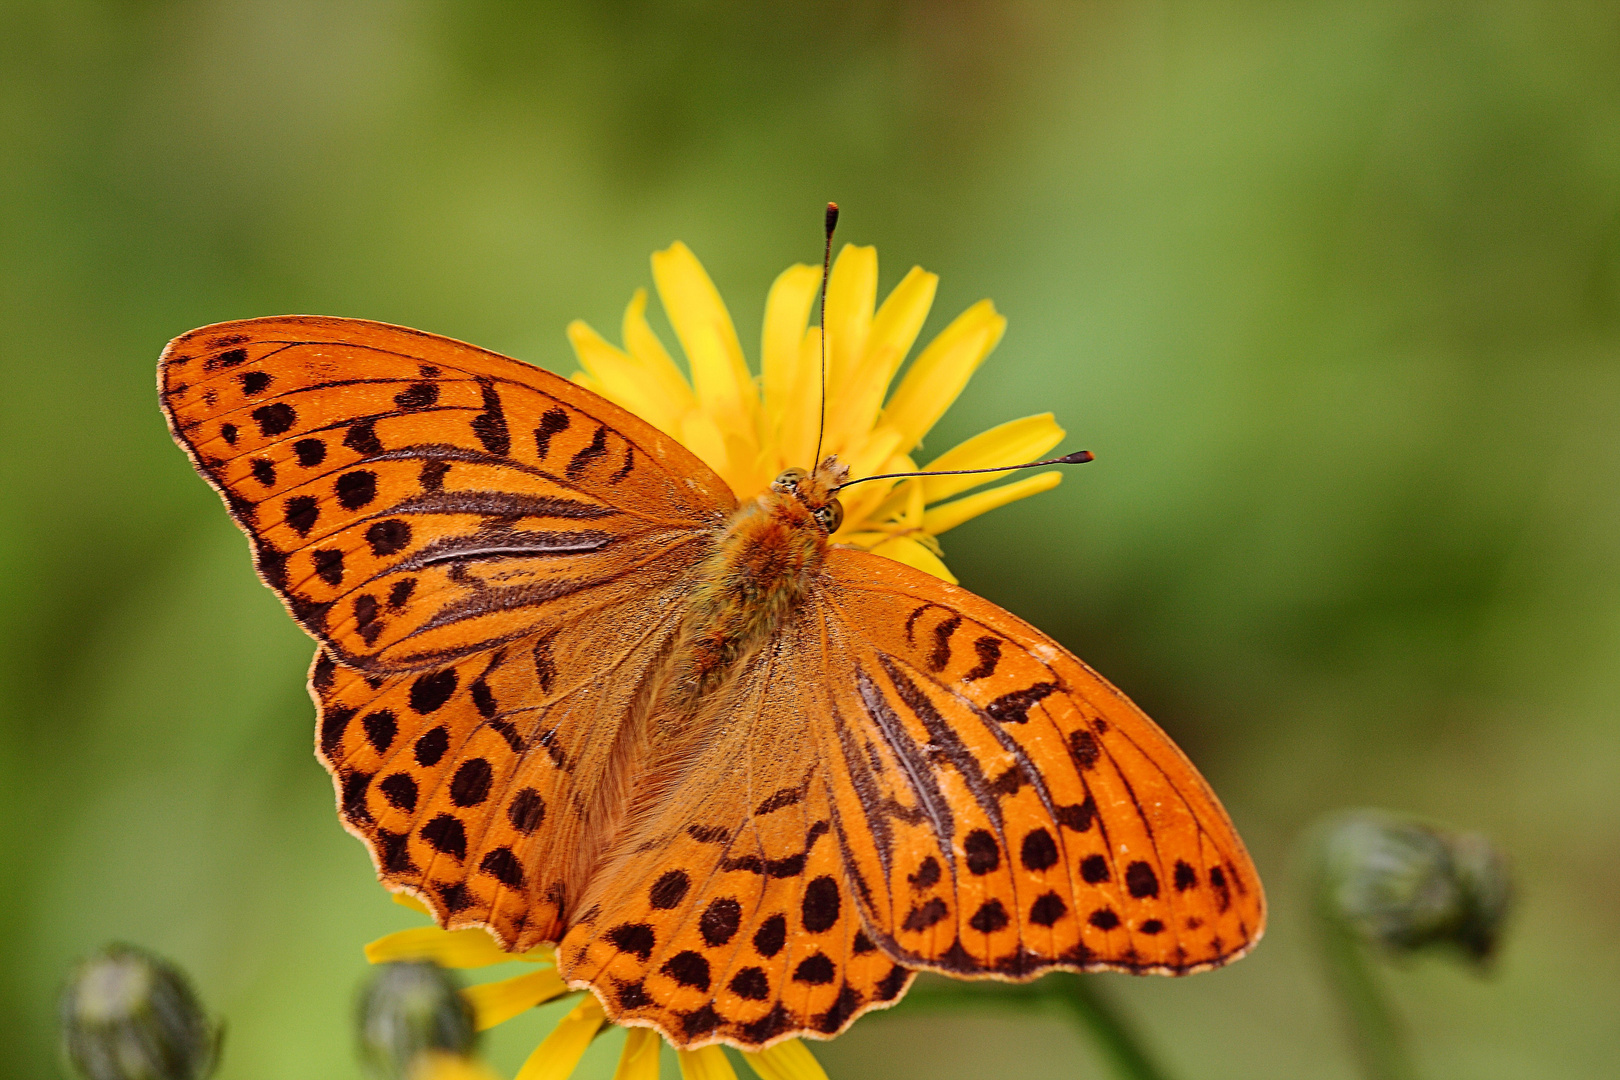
[893, 973, 1173, 1080]
[1314, 903, 1419, 1080]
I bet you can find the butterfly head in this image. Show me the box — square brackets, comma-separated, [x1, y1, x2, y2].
[772, 457, 849, 534]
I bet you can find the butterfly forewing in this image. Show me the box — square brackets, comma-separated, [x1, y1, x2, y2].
[818, 549, 1263, 977]
[160, 317, 733, 670]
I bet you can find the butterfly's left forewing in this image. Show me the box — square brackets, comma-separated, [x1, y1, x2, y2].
[160, 316, 733, 670]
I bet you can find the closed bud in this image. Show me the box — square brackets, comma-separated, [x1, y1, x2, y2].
[1316, 810, 1513, 964]
[357, 961, 478, 1080]
[60, 943, 220, 1080]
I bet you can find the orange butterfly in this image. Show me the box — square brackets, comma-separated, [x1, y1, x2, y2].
[160, 305, 1262, 1050]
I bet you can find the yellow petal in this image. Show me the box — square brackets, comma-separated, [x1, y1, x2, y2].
[566, 320, 683, 437]
[837, 479, 900, 539]
[676, 1045, 737, 1080]
[411, 1050, 504, 1080]
[652, 242, 757, 435]
[612, 1027, 662, 1080]
[922, 471, 1062, 536]
[514, 996, 607, 1080]
[760, 264, 823, 432]
[571, 371, 605, 395]
[919, 413, 1065, 506]
[842, 424, 903, 487]
[823, 244, 877, 401]
[679, 409, 734, 490]
[392, 891, 432, 915]
[870, 534, 958, 583]
[826, 266, 937, 453]
[462, 969, 571, 1031]
[740, 1039, 829, 1080]
[622, 288, 699, 411]
[776, 327, 825, 471]
[881, 300, 1006, 457]
[365, 926, 513, 969]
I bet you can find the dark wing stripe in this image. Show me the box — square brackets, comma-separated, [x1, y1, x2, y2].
[853, 665, 956, 871]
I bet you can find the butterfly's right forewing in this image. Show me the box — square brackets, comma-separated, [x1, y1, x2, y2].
[816, 549, 1264, 979]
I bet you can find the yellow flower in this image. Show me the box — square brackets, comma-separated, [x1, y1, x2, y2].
[367, 895, 829, 1080]
[567, 241, 1067, 583]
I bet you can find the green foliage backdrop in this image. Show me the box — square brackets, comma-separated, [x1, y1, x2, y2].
[3, 3, 1617, 1078]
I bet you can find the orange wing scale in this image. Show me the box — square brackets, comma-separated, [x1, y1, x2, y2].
[159, 315, 1263, 1051]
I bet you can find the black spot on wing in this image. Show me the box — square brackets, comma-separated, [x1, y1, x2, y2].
[567, 425, 608, 478]
[294, 438, 326, 467]
[337, 470, 378, 510]
[699, 897, 742, 946]
[1029, 892, 1067, 927]
[508, 788, 545, 833]
[421, 814, 467, 859]
[649, 870, 690, 910]
[963, 636, 1001, 681]
[986, 682, 1060, 724]
[344, 420, 383, 456]
[662, 951, 710, 990]
[928, 614, 961, 672]
[1174, 860, 1198, 891]
[410, 671, 457, 714]
[470, 379, 510, 455]
[607, 923, 655, 961]
[753, 914, 786, 957]
[394, 382, 440, 409]
[801, 876, 840, 933]
[1070, 729, 1101, 769]
[534, 408, 570, 458]
[449, 758, 493, 807]
[480, 847, 524, 888]
[1126, 861, 1160, 899]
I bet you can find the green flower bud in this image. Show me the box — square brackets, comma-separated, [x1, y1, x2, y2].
[357, 961, 477, 1080]
[60, 943, 220, 1080]
[1316, 810, 1512, 964]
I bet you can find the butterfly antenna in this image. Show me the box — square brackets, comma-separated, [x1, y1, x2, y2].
[831, 449, 1096, 493]
[813, 201, 839, 469]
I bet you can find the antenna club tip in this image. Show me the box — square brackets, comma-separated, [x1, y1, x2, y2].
[1063, 450, 1095, 464]
[825, 203, 840, 233]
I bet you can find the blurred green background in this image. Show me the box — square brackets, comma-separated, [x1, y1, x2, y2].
[4, 2, 1618, 1077]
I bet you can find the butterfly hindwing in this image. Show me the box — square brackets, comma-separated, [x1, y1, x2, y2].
[555, 637, 913, 1049]
[817, 549, 1264, 977]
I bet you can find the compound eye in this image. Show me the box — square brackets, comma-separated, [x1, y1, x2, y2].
[772, 467, 809, 493]
[815, 499, 845, 533]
